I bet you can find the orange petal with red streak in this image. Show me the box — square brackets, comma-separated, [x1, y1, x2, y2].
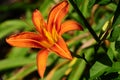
[37, 49, 49, 78]
[59, 20, 83, 35]
[6, 32, 43, 48]
[47, 0, 69, 32]
[50, 36, 72, 60]
[32, 9, 46, 33]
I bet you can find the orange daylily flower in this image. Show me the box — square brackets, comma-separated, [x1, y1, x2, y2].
[6, 0, 83, 78]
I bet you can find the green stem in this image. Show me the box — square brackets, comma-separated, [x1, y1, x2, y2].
[74, 54, 89, 64]
[68, 0, 100, 42]
[68, 0, 107, 52]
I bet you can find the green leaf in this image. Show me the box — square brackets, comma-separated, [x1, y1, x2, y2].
[112, 0, 120, 28]
[0, 20, 26, 38]
[39, 0, 54, 17]
[88, 0, 96, 10]
[108, 42, 120, 61]
[106, 62, 120, 74]
[115, 41, 120, 53]
[69, 48, 94, 80]
[107, 42, 116, 62]
[95, 52, 113, 66]
[109, 1, 120, 43]
[109, 1, 120, 58]
[7, 64, 37, 80]
[0, 58, 35, 71]
[51, 64, 68, 80]
[90, 61, 110, 79]
[109, 26, 120, 42]
[47, 53, 59, 66]
[7, 47, 29, 58]
[90, 46, 113, 79]
[88, 0, 111, 10]
[109, 26, 120, 53]
[97, 0, 111, 5]
[74, 0, 90, 17]
[68, 59, 86, 80]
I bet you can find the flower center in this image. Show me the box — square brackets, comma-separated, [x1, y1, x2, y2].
[40, 26, 58, 48]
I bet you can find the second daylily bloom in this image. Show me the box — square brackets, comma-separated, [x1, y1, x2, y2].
[6, 0, 83, 78]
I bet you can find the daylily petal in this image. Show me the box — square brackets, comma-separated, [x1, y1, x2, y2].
[37, 49, 49, 78]
[54, 1, 69, 32]
[50, 36, 72, 60]
[6, 32, 43, 48]
[47, 0, 69, 32]
[59, 20, 83, 35]
[32, 9, 46, 33]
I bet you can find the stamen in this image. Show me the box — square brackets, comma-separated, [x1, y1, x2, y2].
[40, 41, 52, 48]
[42, 28, 55, 45]
[52, 25, 58, 42]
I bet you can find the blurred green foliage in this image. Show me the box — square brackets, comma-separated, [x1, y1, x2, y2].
[0, 0, 120, 80]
